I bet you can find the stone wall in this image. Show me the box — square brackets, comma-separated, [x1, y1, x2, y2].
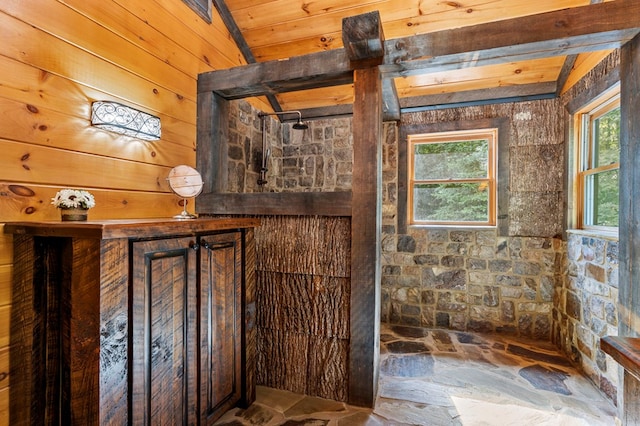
[381, 99, 566, 339]
[381, 228, 563, 339]
[553, 50, 622, 408]
[227, 101, 352, 193]
[554, 232, 619, 405]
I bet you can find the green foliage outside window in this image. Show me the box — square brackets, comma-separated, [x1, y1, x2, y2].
[412, 138, 492, 224]
[584, 106, 620, 227]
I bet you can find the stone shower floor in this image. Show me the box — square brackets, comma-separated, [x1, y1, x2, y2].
[214, 324, 617, 425]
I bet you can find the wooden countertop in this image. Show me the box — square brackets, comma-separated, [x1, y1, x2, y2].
[601, 336, 640, 381]
[4, 217, 260, 240]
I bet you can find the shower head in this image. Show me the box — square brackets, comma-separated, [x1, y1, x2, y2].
[292, 118, 308, 130]
[259, 110, 307, 130]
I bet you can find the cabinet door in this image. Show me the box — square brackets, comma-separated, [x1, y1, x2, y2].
[131, 237, 198, 425]
[199, 232, 243, 424]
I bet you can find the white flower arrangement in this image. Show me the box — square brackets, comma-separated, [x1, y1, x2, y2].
[51, 189, 96, 209]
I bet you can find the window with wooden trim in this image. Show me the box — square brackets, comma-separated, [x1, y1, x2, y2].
[408, 129, 497, 226]
[576, 91, 620, 229]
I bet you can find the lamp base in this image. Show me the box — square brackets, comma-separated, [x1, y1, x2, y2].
[174, 211, 197, 220]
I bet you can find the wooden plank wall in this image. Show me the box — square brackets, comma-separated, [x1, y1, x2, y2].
[0, 0, 260, 421]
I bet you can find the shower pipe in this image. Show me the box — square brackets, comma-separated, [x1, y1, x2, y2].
[257, 111, 308, 186]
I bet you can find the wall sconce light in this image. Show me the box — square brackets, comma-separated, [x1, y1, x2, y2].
[91, 101, 161, 141]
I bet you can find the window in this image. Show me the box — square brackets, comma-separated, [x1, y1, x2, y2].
[577, 92, 620, 229]
[183, 0, 212, 23]
[408, 129, 497, 226]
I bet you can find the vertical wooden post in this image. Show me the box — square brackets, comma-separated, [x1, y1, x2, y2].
[619, 33, 640, 337]
[197, 90, 229, 196]
[618, 32, 640, 425]
[349, 66, 382, 407]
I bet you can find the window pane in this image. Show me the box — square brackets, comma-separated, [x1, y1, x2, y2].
[585, 169, 619, 227]
[414, 140, 488, 180]
[413, 183, 489, 222]
[593, 107, 620, 167]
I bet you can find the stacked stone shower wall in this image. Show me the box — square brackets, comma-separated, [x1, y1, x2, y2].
[227, 101, 353, 193]
[382, 229, 562, 338]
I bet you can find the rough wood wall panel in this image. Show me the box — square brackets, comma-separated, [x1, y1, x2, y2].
[98, 239, 129, 425]
[253, 215, 351, 401]
[255, 216, 351, 277]
[243, 228, 257, 404]
[256, 328, 349, 400]
[257, 271, 350, 339]
[256, 328, 309, 395]
[510, 144, 564, 192]
[305, 336, 349, 401]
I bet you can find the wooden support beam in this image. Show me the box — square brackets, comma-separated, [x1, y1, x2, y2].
[383, 0, 640, 74]
[349, 66, 382, 408]
[197, 49, 353, 99]
[400, 82, 557, 111]
[196, 91, 228, 194]
[555, 55, 579, 96]
[342, 11, 385, 63]
[211, 0, 283, 113]
[382, 79, 400, 121]
[618, 32, 640, 338]
[196, 192, 352, 217]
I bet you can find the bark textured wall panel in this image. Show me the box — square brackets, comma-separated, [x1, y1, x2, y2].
[254, 216, 351, 401]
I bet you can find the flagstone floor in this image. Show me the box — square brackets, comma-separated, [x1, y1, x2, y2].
[214, 324, 617, 425]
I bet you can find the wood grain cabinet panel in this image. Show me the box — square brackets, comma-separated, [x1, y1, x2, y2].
[4, 218, 257, 426]
[199, 232, 243, 423]
[131, 236, 199, 425]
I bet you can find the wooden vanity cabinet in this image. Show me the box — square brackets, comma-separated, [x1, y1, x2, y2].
[5, 218, 258, 426]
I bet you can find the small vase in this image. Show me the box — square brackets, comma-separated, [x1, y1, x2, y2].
[60, 207, 89, 221]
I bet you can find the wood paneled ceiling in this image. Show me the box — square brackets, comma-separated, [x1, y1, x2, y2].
[209, 0, 636, 119]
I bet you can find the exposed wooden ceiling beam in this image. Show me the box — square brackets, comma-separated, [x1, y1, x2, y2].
[198, 0, 640, 113]
[211, 0, 284, 113]
[400, 82, 558, 112]
[295, 81, 557, 120]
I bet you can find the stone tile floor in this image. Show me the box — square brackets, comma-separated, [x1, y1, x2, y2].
[214, 324, 617, 425]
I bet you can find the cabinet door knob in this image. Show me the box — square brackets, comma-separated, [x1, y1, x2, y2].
[189, 241, 199, 251]
[201, 240, 211, 250]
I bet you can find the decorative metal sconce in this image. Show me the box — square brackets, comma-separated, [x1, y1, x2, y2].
[91, 101, 161, 141]
[257, 111, 308, 186]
